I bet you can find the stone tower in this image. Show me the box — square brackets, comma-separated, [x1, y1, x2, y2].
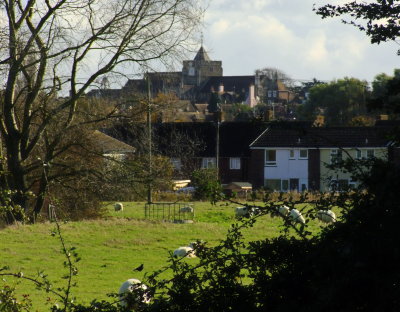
[182, 46, 223, 86]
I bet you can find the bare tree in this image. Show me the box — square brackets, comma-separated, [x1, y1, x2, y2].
[0, 0, 203, 221]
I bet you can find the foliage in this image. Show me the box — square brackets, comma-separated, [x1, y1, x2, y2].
[302, 77, 369, 125]
[207, 92, 222, 113]
[0, 284, 32, 312]
[0, 0, 202, 222]
[370, 69, 400, 116]
[191, 168, 222, 201]
[315, 0, 400, 47]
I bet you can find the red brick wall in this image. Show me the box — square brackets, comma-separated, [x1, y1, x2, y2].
[308, 149, 320, 191]
[249, 149, 265, 189]
[219, 157, 249, 184]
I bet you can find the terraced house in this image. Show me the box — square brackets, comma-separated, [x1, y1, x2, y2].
[249, 123, 392, 192]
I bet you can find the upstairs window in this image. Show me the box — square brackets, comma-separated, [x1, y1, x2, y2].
[299, 149, 308, 159]
[330, 149, 342, 164]
[356, 150, 362, 159]
[201, 157, 216, 169]
[289, 150, 295, 159]
[229, 157, 241, 170]
[171, 158, 182, 170]
[265, 150, 277, 166]
[366, 149, 375, 158]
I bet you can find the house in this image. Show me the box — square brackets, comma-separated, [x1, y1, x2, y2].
[90, 130, 136, 161]
[249, 122, 391, 192]
[87, 45, 297, 115]
[150, 121, 269, 184]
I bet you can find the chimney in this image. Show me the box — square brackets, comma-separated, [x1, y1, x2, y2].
[218, 83, 224, 94]
[245, 84, 257, 108]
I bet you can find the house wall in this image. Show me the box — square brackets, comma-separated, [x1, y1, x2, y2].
[319, 147, 387, 191]
[219, 157, 249, 184]
[308, 149, 320, 191]
[249, 150, 265, 188]
[263, 149, 308, 191]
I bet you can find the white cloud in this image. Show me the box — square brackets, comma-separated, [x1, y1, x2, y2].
[202, 0, 400, 83]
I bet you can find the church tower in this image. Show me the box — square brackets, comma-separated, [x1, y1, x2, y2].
[182, 46, 223, 86]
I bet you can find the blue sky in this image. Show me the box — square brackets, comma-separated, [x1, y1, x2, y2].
[200, 0, 400, 84]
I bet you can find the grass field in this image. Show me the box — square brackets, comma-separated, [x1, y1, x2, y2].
[0, 200, 326, 310]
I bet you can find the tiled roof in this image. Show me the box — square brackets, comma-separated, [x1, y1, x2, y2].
[91, 130, 136, 153]
[153, 121, 268, 157]
[250, 124, 391, 148]
[199, 76, 255, 93]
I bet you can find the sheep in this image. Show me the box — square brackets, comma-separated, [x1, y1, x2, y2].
[316, 210, 336, 224]
[271, 205, 290, 217]
[180, 206, 194, 213]
[114, 202, 123, 212]
[118, 278, 151, 309]
[235, 206, 260, 218]
[289, 209, 306, 225]
[173, 246, 196, 258]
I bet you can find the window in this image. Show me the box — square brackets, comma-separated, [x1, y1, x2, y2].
[171, 158, 182, 170]
[272, 90, 277, 97]
[299, 149, 308, 159]
[289, 150, 295, 159]
[267, 91, 272, 98]
[201, 157, 216, 169]
[265, 179, 281, 191]
[281, 180, 289, 192]
[229, 157, 241, 170]
[366, 149, 375, 158]
[265, 150, 277, 166]
[330, 149, 342, 164]
[356, 150, 362, 159]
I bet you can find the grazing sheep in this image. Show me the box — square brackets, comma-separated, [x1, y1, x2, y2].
[316, 210, 336, 224]
[272, 205, 290, 217]
[173, 246, 196, 258]
[289, 209, 306, 225]
[118, 278, 151, 309]
[235, 206, 260, 218]
[180, 206, 194, 213]
[114, 202, 124, 212]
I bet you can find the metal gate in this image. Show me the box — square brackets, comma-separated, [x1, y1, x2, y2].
[144, 202, 195, 222]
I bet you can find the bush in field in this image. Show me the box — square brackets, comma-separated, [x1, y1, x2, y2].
[191, 168, 222, 201]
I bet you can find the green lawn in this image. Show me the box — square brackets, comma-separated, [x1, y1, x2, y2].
[0, 201, 327, 310]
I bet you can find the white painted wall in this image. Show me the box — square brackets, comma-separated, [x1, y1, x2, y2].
[263, 149, 309, 190]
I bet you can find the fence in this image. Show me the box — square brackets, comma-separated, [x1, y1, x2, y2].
[144, 202, 195, 223]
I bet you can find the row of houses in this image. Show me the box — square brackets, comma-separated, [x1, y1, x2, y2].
[102, 120, 399, 193]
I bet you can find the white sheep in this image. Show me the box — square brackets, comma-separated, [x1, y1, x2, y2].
[173, 246, 196, 258]
[271, 205, 290, 217]
[114, 202, 123, 212]
[118, 278, 151, 309]
[180, 206, 194, 213]
[235, 206, 260, 218]
[289, 209, 306, 225]
[316, 210, 336, 224]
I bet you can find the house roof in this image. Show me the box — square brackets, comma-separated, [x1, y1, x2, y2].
[194, 46, 211, 61]
[91, 130, 136, 154]
[199, 76, 255, 93]
[153, 121, 269, 157]
[250, 123, 391, 149]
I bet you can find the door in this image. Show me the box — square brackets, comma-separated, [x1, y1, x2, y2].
[290, 178, 299, 191]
